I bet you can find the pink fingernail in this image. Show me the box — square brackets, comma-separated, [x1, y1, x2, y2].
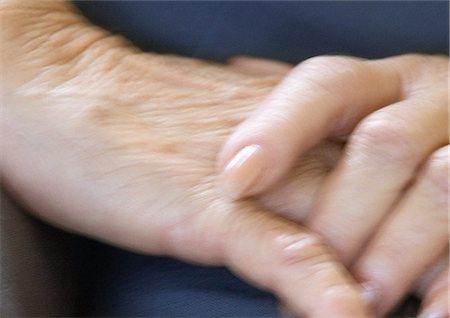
[221, 144, 265, 199]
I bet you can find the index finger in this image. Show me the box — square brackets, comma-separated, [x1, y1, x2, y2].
[218, 55, 402, 199]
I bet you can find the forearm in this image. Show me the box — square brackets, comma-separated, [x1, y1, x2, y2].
[1, 0, 134, 91]
[1, 0, 264, 105]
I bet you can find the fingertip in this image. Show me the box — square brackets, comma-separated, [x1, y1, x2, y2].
[220, 144, 266, 199]
[217, 123, 278, 199]
[218, 140, 290, 199]
[217, 122, 299, 200]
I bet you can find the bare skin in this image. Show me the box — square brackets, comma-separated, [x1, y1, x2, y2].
[1, 1, 370, 317]
[221, 52, 449, 317]
[3, 1, 446, 317]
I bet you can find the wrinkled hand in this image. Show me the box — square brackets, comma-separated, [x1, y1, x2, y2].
[221, 55, 449, 317]
[1, 2, 371, 317]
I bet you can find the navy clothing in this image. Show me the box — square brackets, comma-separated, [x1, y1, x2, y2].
[74, 1, 448, 63]
[85, 245, 280, 317]
[72, 1, 448, 317]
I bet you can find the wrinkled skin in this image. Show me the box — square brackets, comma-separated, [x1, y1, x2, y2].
[3, 60, 340, 254]
[1, 2, 370, 317]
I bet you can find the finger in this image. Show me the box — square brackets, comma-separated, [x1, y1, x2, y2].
[257, 141, 343, 222]
[228, 56, 292, 76]
[351, 145, 449, 315]
[308, 96, 448, 262]
[222, 201, 372, 318]
[419, 268, 449, 318]
[219, 55, 402, 199]
[416, 256, 448, 297]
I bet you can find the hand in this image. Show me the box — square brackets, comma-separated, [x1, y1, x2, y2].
[1, 2, 371, 317]
[220, 55, 449, 316]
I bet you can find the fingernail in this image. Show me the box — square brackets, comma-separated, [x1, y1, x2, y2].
[222, 144, 265, 199]
[361, 282, 380, 307]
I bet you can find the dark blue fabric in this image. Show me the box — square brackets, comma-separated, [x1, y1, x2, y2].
[85, 244, 280, 317]
[72, 1, 448, 316]
[74, 1, 448, 64]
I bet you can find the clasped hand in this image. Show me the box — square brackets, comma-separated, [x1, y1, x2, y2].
[2, 2, 448, 317]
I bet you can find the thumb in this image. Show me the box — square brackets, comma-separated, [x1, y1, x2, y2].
[218, 56, 401, 198]
[222, 202, 373, 317]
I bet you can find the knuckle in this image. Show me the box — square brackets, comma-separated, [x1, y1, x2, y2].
[349, 115, 420, 166]
[299, 55, 362, 74]
[295, 56, 364, 87]
[272, 233, 328, 268]
[268, 232, 332, 292]
[292, 56, 369, 114]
